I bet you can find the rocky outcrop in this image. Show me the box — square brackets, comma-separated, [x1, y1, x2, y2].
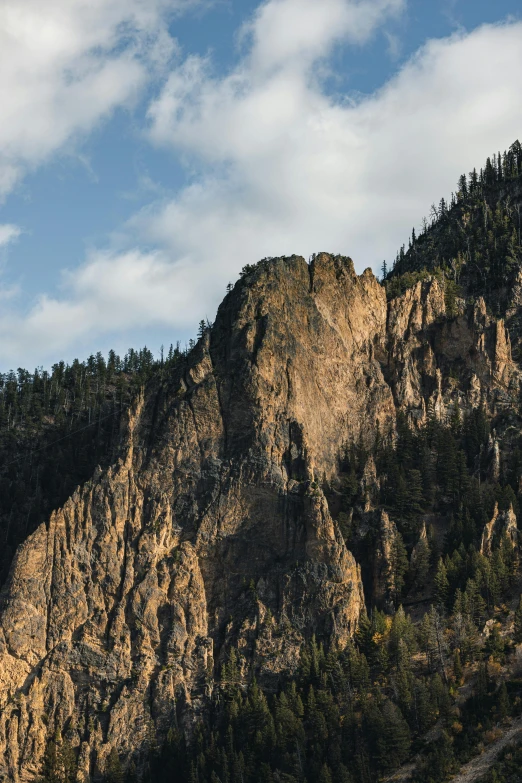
[503, 505, 519, 549]
[480, 503, 519, 556]
[368, 509, 402, 611]
[360, 456, 379, 511]
[0, 408, 214, 781]
[488, 435, 501, 482]
[410, 522, 430, 575]
[1, 253, 519, 780]
[387, 282, 519, 425]
[387, 279, 445, 419]
[0, 254, 387, 781]
[480, 504, 499, 556]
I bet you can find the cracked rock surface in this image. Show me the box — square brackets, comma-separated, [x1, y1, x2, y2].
[0, 253, 518, 780]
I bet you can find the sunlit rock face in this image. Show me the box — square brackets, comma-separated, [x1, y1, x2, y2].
[1, 252, 519, 781]
[0, 254, 390, 780]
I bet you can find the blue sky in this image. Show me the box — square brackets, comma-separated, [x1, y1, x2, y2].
[0, 0, 521, 369]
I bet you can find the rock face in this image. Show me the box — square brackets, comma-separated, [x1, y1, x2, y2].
[387, 280, 518, 425]
[410, 522, 431, 586]
[371, 510, 401, 611]
[0, 254, 392, 781]
[480, 503, 519, 555]
[0, 253, 519, 781]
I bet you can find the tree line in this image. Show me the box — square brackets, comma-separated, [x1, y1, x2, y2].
[386, 140, 522, 309]
[0, 344, 183, 585]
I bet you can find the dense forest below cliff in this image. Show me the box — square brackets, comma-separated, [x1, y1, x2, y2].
[3, 145, 522, 783]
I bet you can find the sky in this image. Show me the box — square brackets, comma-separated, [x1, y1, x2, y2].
[0, 0, 521, 370]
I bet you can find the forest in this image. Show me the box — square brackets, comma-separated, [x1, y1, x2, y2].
[0, 343, 185, 585]
[386, 140, 522, 314]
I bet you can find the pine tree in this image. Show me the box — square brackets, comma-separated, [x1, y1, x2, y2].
[497, 682, 510, 722]
[450, 401, 462, 436]
[389, 606, 416, 663]
[390, 533, 409, 606]
[378, 701, 411, 771]
[60, 740, 76, 783]
[430, 673, 451, 719]
[105, 748, 124, 783]
[434, 559, 449, 608]
[424, 607, 450, 682]
[39, 732, 60, 783]
[39, 730, 76, 783]
[410, 532, 430, 589]
[458, 173, 468, 199]
[411, 678, 433, 735]
[514, 595, 522, 644]
[318, 764, 333, 783]
[453, 650, 463, 685]
[405, 469, 424, 519]
[464, 577, 487, 627]
[394, 639, 414, 712]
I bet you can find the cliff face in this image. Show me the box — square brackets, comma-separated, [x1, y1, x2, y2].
[0, 254, 394, 781]
[0, 252, 519, 781]
[387, 278, 518, 423]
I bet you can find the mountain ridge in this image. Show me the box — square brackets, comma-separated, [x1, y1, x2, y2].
[0, 252, 389, 781]
[2, 145, 522, 782]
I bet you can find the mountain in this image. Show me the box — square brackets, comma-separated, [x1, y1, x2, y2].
[1, 145, 522, 783]
[388, 140, 522, 335]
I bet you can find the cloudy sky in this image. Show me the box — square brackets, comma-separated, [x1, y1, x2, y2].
[0, 0, 521, 369]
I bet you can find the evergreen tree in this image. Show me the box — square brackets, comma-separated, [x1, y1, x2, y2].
[378, 701, 411, 771]
[434, 559, 450, 608]
[410, 529, 431, 589]
[39, 732, 60, 783]
[390, 533, 409, 606]
[39, 730, 76, 783]
[453, 649, 463, 685]
[514, 595, 522, 644]
[405, 469, 424, 519]
[105, 748, 124, 783]
[497, 682, 510, 722]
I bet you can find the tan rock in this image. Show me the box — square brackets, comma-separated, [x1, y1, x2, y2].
[372, 510, 401, 610]
[387, 279, 519, 425]
[480, 503, 499, 556]
[411, 522, 428, 566]
[500, 504, 519, 550]
[480, 503, 518, 556]
[1, 252, 520, 779]
[0, 254, 390, 779]
[493, 319, 512, 385]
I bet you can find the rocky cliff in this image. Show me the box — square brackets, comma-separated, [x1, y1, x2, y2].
[387, 278, 518, 423]
[0, 254, 394, 781]
[0, 252, 519, 781]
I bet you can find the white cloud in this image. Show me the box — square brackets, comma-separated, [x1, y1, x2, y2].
[244, 0, 405, 73]
[0, 0, 200, 198]
[0, 248, 200, 364]
[141, 16, 522, 290]
[0, 224, 21, 248]
[147, 0, 406, 159]
[3, 2, 522, 367]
